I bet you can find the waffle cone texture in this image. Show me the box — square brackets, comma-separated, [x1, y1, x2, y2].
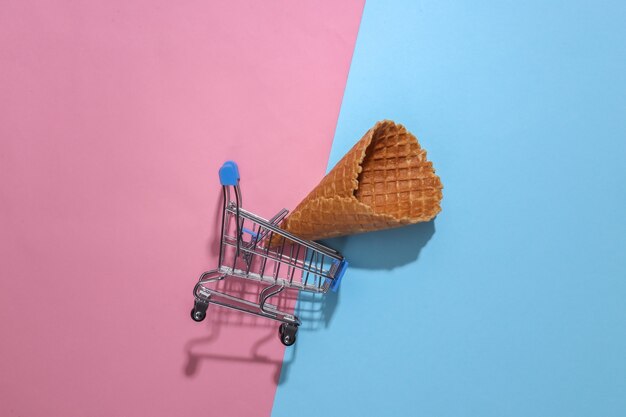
[282, 120, 443, 241]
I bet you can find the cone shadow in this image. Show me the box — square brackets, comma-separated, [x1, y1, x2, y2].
[323, 220, 436, 270]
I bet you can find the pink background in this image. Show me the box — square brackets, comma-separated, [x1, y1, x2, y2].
[0, 1, 363, 416]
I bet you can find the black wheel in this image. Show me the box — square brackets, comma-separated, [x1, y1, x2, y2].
[279, 324, 297, 346]
[191, 308, 206, 322]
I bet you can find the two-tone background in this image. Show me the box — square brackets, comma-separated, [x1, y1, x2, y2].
[2, 1, 625, 416]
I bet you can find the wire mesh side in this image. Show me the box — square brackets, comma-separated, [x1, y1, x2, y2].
[219, 205, 342, 293]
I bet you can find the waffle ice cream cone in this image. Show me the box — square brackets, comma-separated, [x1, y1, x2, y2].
[280, 120, 443, 241]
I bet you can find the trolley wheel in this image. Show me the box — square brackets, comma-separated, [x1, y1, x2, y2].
[190, 308, 206, 322]
[279, 323, 297, 346]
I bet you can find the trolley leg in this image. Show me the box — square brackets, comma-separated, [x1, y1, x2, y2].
[191, 269, 225, 322]
[191, 297, 209, 322]
[279, 323, 298, 346]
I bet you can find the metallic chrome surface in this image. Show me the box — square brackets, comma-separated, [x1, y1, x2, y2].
[192, 173, 345, 331]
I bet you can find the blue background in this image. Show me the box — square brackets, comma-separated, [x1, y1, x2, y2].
[273, 1, 626, 416]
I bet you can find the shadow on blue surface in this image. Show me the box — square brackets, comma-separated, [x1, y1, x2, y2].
[323, 221, 436, 270]
[278, 221, 436, 384]
[293, 221, 435, 333]
[186, 210, 435, 385]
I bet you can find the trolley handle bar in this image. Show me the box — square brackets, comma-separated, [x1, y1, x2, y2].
[219, 161, 240, 186]
[218, 160, 343, 260]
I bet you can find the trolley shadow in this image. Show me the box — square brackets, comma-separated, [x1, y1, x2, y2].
[186, 160, 347, 383]
[185, 161, 434, 383]
[183, 276, 338, 384]
[184, 222, 432, 383]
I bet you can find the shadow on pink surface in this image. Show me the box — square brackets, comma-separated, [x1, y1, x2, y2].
[183, 276, 339, 384]
[182, 217, 434, 384]
[183, 177, 342, 383]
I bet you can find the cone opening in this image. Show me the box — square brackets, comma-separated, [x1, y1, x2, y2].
[282, 120, 443, 241]
[354, 121, 442, 221]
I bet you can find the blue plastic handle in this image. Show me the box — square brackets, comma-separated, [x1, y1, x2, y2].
[330, 260, 348, 292]
[219, 161, 240, 186]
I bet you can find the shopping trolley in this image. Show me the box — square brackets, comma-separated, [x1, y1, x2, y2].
[191, 161, 348, 346]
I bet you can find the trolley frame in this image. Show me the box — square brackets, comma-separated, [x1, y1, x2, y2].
[191, 161, 348, 346]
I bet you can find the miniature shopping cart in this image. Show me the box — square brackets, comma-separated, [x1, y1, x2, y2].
[191, 161, 348, 346]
